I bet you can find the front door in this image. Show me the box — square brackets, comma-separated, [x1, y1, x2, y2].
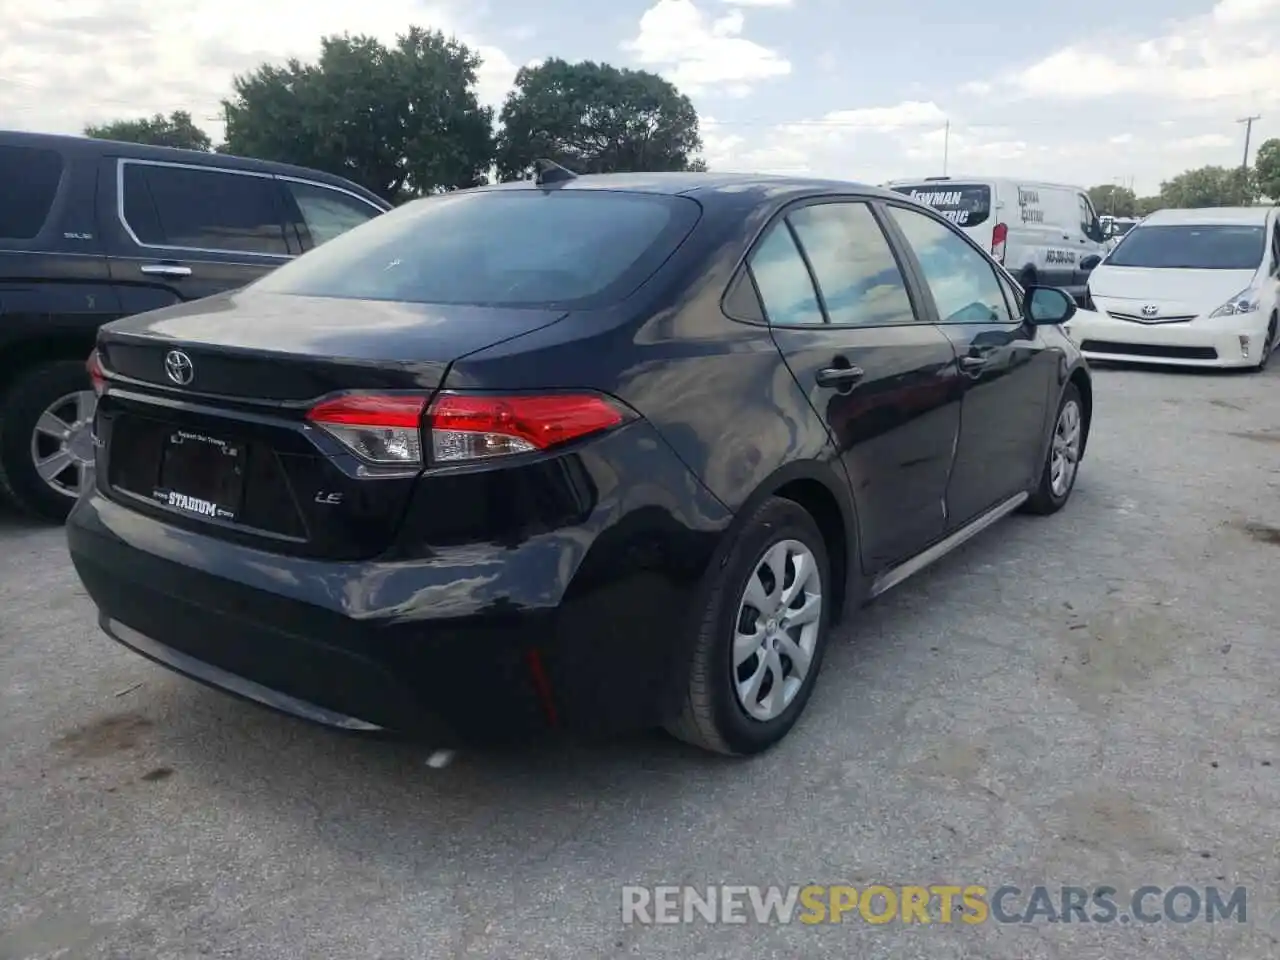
[746, 197, 963, 572]
[880, 202, 1055, 528]
[100, 157, 295, 315]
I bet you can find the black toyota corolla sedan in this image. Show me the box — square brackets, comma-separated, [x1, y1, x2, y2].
[67, 166, 1092, 756]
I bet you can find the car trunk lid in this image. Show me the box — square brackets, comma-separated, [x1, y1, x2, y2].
[94, 291, 569, 560]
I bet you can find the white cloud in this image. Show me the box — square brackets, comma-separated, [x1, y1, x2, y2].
[994, 0, 1279, 108]
[0, 0, 519, 139]
[622, 0, 790, 97]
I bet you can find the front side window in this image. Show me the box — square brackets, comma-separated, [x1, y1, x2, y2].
[252, 189, 699, 307]
[1105, 224, 1266, 270]
[747, 223, 825, 326]
[0, 145, 63, 240]
[786, 202, 916, 327]
[121, 163, 289, 255]
[887, 205, 1014, 324]
[286, 181, 383, 247]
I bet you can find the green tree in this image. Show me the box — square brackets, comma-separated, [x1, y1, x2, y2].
[1135, 195, 1164, 217]
[496, 59, 705, 180]
[1087, 184, 1137, 217]
[84, 110, 212, 151]
[1158, 164, 1257, 208]
[1255, 137, 1280, 201]
[223, 27, 494, 201]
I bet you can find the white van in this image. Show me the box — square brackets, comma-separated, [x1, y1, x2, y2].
[883, 175, 1108, 302]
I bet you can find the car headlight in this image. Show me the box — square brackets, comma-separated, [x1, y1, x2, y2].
[1209, 289, 1261, 317]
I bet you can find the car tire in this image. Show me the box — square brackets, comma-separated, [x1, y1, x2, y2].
[1023, 381, 1084, 516]
[1250, 312, 1277, 373]
[666, 495, 833, 756]
[0, 360, 97, 523]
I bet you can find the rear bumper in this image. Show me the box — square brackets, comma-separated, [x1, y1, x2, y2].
[66, 427, 733, 744]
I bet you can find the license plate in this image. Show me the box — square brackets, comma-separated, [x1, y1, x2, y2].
[152, 429, 245, 520]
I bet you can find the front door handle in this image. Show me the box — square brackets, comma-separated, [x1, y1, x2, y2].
[816, 364, 865, 388]
[140, 264, 192, 278]
[958, 355, 987, 375]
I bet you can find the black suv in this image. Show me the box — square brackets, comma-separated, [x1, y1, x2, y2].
[0, 131, 391, 521]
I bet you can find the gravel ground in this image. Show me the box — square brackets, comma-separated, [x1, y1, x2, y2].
[2, 362, 1279, 960]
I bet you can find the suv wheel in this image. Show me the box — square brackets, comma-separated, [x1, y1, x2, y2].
[0, 360, 98, 522]
[667, 496, 832, 756]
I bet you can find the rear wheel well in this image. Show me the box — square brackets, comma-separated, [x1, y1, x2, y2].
[773, 478, 849, 624]
[0, 334, 97, 398]
[1069, 368, 1092, 455]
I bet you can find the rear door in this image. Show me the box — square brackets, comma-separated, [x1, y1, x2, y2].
[745, 197, 963, 572]
[880, 201, 1054, 527]
[100, 158, 294, 315]
[276, 177, 387, 252]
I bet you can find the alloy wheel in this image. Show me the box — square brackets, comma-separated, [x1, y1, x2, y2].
[732, 538, 823, 722]
[29, 390, 97, 500]
[1050, 399, 1081, 498]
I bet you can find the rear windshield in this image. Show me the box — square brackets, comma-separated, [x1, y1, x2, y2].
[1106, 224, 1265, 270]
[250, 189, 701, 307]
[890, 183, 991, 228]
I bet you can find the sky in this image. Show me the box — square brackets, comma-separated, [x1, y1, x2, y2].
[1, 0, 1276, 196]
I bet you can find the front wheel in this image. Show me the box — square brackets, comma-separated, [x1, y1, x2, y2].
[1023, 382, 1083, 515]
[1250, 313, 1277, 373]
[0, 360, 98, 522]
[667, 496, 833, 756]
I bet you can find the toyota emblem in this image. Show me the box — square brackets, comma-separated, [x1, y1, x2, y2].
[164, 349, 194, 386]
[1140, 304, 1159, 318]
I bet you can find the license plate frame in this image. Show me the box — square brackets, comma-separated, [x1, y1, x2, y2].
[152, 428, 246, 521]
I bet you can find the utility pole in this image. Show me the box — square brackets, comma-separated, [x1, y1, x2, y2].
[942, 120, 949, 176]
[1237, 115, 1260, 203]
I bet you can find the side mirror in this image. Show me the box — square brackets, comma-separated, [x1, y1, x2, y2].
[1024, 286, 1077, 325]
[1079, 254, 1102, 272]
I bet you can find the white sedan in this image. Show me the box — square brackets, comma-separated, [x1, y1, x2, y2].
[1065, 206, 1280, 371]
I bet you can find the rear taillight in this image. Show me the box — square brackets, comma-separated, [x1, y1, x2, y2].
[991, 222, 1008, 264]
[305, 390, 633, 467]
[426, 392, 632, 463]
[307, 393, 427, 465]
[87, 349, 106, 397]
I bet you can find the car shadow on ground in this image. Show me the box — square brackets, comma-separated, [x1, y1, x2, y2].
[0, 503, 57, 534]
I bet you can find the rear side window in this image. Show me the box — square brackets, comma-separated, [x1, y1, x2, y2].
[890, 183, 991, 228]
[121, 162, 289, 255]
[747, 224, 825, 326]
[787, 202, 915, 326]
[285, 180, 383, 247]
[251, 190, 700, 307]
[0, 145, 64, 240]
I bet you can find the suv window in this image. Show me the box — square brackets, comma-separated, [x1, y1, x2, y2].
[787, 202, 916, 326]
[285, 180, 382, 247]
[0, 145, 64, 240]
[251, 189, 700, 307]
[887, 205, 1014, 324]
[121, 162, 290, 256]
[747, 222, 825, 326]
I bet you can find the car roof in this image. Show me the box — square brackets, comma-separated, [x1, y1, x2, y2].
[1141, 206, 1275, 227]
[473, 170, 905, 206]
[0, 129, 390, 208]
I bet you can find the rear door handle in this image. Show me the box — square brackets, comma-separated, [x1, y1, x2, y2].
[816, 365, 865, 388]
[140, 264, 192, 278]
